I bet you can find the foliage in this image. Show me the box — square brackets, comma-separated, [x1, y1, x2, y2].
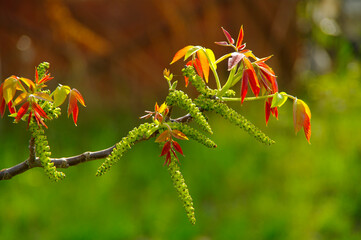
[0, 26, 312, 224]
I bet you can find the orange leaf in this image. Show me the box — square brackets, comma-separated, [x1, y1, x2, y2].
[171, 130, 189, 140]
[197, 50, 210, 83]
[155, 130, 171, 143]
[71, 88, 86, 107]
[170, 45, 193, 64]
[293, 99, 311, 143]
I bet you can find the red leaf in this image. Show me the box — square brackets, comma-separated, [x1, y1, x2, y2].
[228, 52, 244, 71]
[193, 59, 204, 79]
[160, 141, 171, 157]
[265, 100, 271, 125]
[34, 110, 48, 128]
[243, 59, 260, 97]
[8, 101, 16, 114]
[214, 41, 229, 46]
[172, 141, 184, 155]
[240, 71, 249, 104]
[221, 27, 234, 44]
[170, 148, 179, 163]
[32, 102, 49, 119]
[72, 102, 79, 126]
[35, 68, 39, 84]
[0, 99, 5, 117]
[15, 101, 29, 122]
[170, 45, 193, 64]
[38, 73, 54, 84]
[235, 26, 244, 50]
[164, 152, 171, 166]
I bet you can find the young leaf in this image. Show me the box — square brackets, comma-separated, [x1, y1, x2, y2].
[172, 141, 184, 155]
[3, 76, 19, 103]
[33, 92, 53, 102]
[235, 26, 244, 50]
[240, 71, 249, 104]
[293, 98, 312, 143]
[71, 88, 86, 107]
[271, 92, 288, 108]
[265, 100, 271, 125]
[32, 102, 49, 119]
[197, 50, 210, 83]
[170, 45, 194, 64]
[214, 41, 229, 46]
[171, 129, 189, 140]
[205, 48, 217, 70]
[15, 101, 29, 122]
[13, 92, 28, 106]
[155, 130, 171, 143]
[54, 85, 71, 107]
[160, 141, 171, 157]
[184, 46, 201, 61]
[221, 27, 234, 44]
[228, 52, 244, 71]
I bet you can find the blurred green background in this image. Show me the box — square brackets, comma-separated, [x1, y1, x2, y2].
[1, 0, 361, 239]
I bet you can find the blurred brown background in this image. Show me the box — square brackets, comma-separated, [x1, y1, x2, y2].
[0, 0, 300, 112]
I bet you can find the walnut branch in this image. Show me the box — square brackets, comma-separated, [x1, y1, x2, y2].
[0, 110, 197, 181]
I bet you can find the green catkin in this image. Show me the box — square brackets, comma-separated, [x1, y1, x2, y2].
[36, 62, 50, 78]
[169, 122, 217, 148]
[166, 90, 213, 134]
[182, 66, 216, 97]
[96, 123, 157, 176]
[195, 97, 275, 145]
[29, 122, 65, 181]
[167, 157, 196, 225]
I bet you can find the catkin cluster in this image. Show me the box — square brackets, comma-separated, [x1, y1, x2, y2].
[195, 96, 275, 145]
[167, 158, 196, 225]
[166, 90, 212, 134]
[96, 123, 157, 176]
[37, 62, 50, 78]
[29, 123, 65, 181]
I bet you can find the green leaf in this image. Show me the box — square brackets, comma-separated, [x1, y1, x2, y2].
[53, 85, 70, 107]
[271, 92, 288, 108]
[184, 46, 201, 61]
[205, 48, 217, 70]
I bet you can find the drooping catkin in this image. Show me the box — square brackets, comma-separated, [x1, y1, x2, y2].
[195, 97, 275, 145]
[167, 158, 196, 225]
[29, 122, 65, 181]
[170, 122, 217, 148]
[96, 123, 157, 176]
[166, 90, 213, 134]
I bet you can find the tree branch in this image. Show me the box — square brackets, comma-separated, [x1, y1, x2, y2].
[0, 107, 201, 181]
